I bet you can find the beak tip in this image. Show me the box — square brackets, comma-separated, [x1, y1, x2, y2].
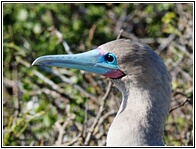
[31, 62, 35, 66]
[32, 59, 40, 66]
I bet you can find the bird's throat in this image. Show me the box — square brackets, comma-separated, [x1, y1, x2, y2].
[107, 84, 167, 146]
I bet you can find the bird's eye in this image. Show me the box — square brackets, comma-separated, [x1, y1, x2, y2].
[105, 53, 116, 63]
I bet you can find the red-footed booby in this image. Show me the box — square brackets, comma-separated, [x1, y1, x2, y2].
[32, 39, 171, 146]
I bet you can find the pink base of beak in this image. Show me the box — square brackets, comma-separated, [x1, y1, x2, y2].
[104, 70, 125, 79]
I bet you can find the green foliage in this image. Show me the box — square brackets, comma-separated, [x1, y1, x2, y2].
[3, 3, 193, 146]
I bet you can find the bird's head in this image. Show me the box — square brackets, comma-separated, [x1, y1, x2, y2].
[32, 39, 171, 93]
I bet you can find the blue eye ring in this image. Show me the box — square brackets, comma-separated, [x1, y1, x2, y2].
[105, 53, 116, 64]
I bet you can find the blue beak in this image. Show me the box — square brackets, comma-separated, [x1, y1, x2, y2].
[32, 49, 125, 79]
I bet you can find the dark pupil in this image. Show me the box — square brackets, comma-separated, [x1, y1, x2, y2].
[106, 54, 114, 62]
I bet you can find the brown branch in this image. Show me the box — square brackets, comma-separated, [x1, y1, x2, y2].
[48, 26, 73, 54]
[94, 110, 117, 135]
[62, 133, 82, 146]
[55, 119, 68, 145]
[156, 34, 175, 54]
[83, 81, 113, 146]
[169, 99, 189, 113]
[89, 24, 97, 43]
[116, 29, 124, 40]
[41, 66, 99, 104]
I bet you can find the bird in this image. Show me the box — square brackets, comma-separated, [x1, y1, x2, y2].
[32, 39, 172, 146]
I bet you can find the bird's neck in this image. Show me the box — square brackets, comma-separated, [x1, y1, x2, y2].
[107, 79, 170, 146]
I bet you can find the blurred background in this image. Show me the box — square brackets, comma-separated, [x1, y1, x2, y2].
[3, 3, 193, 146]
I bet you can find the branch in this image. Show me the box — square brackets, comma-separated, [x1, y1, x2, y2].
[83, 81, 113, 145]
[116, 29, 124, 40]
[169, 99, 189, 113]
[40, 66, 99, 104]
[48, 26, 73, 54]
[62, 133, 82, 146]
